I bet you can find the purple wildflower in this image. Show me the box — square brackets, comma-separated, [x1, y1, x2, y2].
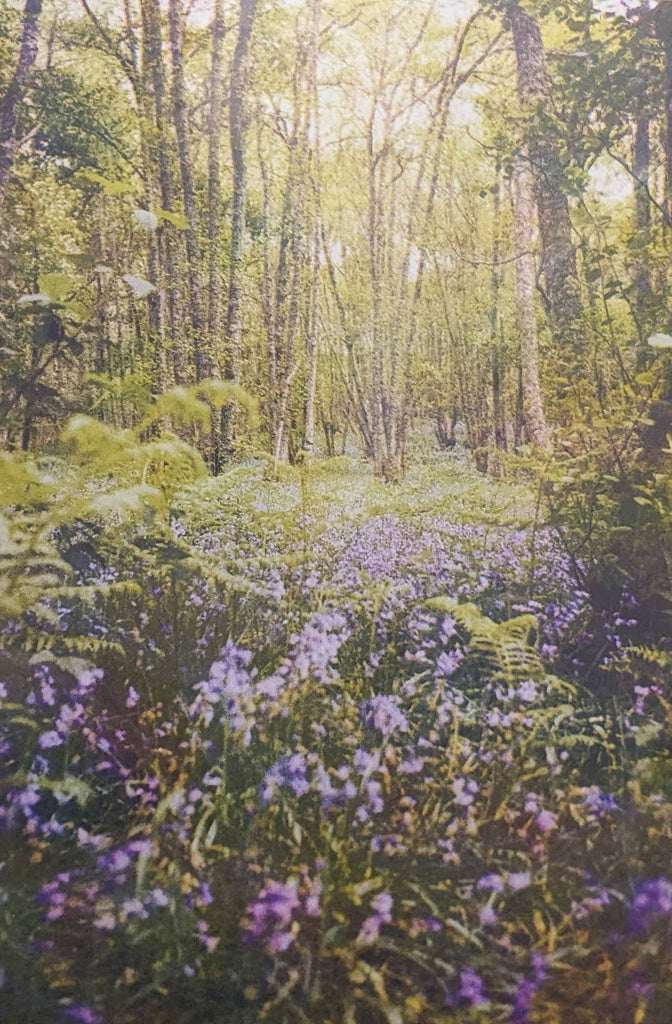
[62, 1007, 102, 1024]
[459, 967, 488, 1006]
[360, 695, 409, 737]
[535, 810, 557, 833]
[628, 877, 672, 931]
[477, 873, 504, 893]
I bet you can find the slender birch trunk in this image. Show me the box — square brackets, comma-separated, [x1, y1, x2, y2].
[633, 115, 653, 310]
[656, 1, 672, 221]
[141, 0, 180, 387]
[513, 155, 550, 451]
[222, 0, 258, 458]
[303, 0, 321, 453]
[508, 1, 581, 335]
[0, 0, 43, 221]
[168, 0, 210, 381]
[207, 0, 226, 357]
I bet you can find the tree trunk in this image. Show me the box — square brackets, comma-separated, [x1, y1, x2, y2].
[0, 0, 43, 221]
[513, 155, 550, 451]
[119, 0, 166, 386]
[367, 103, 386, 478]
[303, 0, 321, 454]
[267, 52, 306, 465]
[304, 224, 319, 453]
[272, 58, 311, 468]
[508, 1, 581, 337]
[207, 0, 226, 358]
[491, 168, 507, 454]
[656, 1, 672, 220]
[222, 0, 259, 458]
[141, 0, 181, 387]
[168, 0, 210, 381]
[633, 115, 653, 309]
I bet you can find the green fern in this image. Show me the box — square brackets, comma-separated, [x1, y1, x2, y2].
[86, 371, 151, 413]
[139, 386, 211, 433]
[427, 597, 543, 684]
[196, 379, 259, 429]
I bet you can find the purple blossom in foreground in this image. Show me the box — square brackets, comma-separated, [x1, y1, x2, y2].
[511, 952, 548, 1023]
[243, 880, 300, 952]
[62, 1006, 102, 1024]
[357, 891, 393, 945]
[38, 730, 64, 749]
[628, 878, 672, 931]
[435, 649, 463, 678]
[459, 967, 488, 1006]
[478, 873, 504, 893]
[288, 611, 349, 682]
[582, 787, 619, 816]
[360, 695, 409, 737]
[509, 871, 532, 892]
[446, 968, 488, 1008]
[261, 754, 310, 804]
[479, 904, 498, 927]
[452, 776, 479, 807]
[535, 810, 557, 833]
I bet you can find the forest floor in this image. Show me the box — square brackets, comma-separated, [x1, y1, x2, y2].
[2, 448, 670, 1024]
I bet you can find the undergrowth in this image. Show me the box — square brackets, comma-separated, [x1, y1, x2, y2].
[1, 439, 671, 1024]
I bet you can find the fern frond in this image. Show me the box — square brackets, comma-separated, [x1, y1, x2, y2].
[197, 379, 260, 429]
[139, 387, 211, 433]
[426, 598, 544, 684]
[62, 415, 138, 472]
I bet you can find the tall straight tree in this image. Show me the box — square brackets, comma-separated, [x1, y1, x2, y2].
[303, 0, 322, 453]
[141, 0, 181, 388]
[508, 0, 581, 338]
[222, 0, 259, 458]
[266, 33, 311, 467]
[655, 0, 672, 218]
[207, 0, 226, 355]
[490, 162, 508, 454]
[0, 0, 43, 220]
[513, 155, 550, 449]
[168, 0, 210, 382]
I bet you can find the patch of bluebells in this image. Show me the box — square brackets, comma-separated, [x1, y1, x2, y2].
[243, 874, 321, 954]
[628, 878, 672, 932]
[360, 694, 409, 737]
[3, 464, 672, 1022]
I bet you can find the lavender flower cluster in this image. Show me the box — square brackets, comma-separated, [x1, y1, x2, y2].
[0, 463, 669, 1023]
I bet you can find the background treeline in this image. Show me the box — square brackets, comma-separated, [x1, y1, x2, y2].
[1, 0, 672, 484]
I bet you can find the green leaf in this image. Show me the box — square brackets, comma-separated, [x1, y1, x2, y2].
[77, 169, 133, 196]
[156, 208, 190, 231]
[38, 273, 77, 303]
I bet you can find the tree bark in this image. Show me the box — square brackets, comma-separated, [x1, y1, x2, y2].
[656, 1, 672, 219]
[0, 0, 43, 221]
[508, 1, 581, 336]
[490, 165, 507, 453]
[141, 0, 181, 387]
[303, 0, 321, 453]
[633, 115, 653, 308]
[222, 0, 259, 458]
[207, 0, 226, 356]
[168, 0, 210, 381]
[271, 43, 311, 467]
[513, 155, 550, 451]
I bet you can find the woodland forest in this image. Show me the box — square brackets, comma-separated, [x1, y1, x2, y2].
[2, 0, 672, 1021]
